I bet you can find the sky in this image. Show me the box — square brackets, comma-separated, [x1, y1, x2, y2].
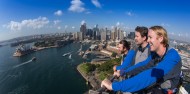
[0, 0, 190, 42]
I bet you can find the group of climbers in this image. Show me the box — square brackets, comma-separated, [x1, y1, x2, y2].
[101, 26, 183, 94]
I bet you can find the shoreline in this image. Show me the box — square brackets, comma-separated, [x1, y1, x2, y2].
[77, 63, 102, 90]
[33, 46, 58, 51]
[77, 63, 96, 88]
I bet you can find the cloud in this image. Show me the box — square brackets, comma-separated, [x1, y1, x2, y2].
[54, 20, 61, 25]
[127, 12, 132, 16]
[161, 23, 170, 27]
[85, 11, 91, 14]
[72, 26, 75, 29]
[125, 11, 134, 16]
[91, 0, 101, 8]
[54, 10, 63, 16]
[168, 32, 175, 35]
[116, 22, 120, 27]
[68, 0, 85, 13]
[4, 17, 49, 31]
[3, 21, 22, 31]
[81, 20, 86, 25]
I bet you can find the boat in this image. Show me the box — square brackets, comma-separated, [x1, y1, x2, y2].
[78, 45, 82, 52]
[69, 54, 72, 59]
[78, 51, 84, 56]
[63, 52, 71, 56]
[83, 54, 87, 59]
[32, 57, 36, 61]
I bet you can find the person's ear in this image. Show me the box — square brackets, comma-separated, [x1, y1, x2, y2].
[143, 36, 146, 41]
[158, 36, 163, 43]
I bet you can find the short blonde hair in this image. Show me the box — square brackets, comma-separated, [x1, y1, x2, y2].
[149, 26, 168, 47]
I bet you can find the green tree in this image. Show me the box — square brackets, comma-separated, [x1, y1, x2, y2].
[111, 52, 117, 57]
[80, 63, 96, 74]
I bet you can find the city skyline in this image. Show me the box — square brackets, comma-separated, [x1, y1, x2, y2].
[0, 0, 190, 42]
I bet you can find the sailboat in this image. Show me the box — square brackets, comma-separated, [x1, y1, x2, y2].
[69, 54, 72, 59]
[78, 45, 82, 52]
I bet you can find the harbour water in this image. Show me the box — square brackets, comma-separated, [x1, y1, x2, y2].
[0, 43, 90, 94]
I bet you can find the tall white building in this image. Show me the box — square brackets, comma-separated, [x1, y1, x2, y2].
[75, 32, 83, 41]
[101, 31, 107, 41]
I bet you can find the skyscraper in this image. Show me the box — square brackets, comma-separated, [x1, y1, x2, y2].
[119, 30, 124, 40]
[128, 32, 135, 39]
[123, 31, 127, 38]
[80, 22, 86, 40]
[93, 24, 100, 40]
[101, 29, 107, 41]
[78, 32, 83, 41]
[87, 29, 93, 37]
[111, 31, 115, 41]
[114, 27, 117, 40]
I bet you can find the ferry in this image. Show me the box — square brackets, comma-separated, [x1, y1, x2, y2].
[32, 57, 37, 61]
[63, 52, 71, 56]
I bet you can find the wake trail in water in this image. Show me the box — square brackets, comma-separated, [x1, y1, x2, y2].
[0, 60, 32, 74]
[13, 60, 32, 68]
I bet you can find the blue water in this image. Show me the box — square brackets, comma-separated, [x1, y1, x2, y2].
[0, 43, 90, 94]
